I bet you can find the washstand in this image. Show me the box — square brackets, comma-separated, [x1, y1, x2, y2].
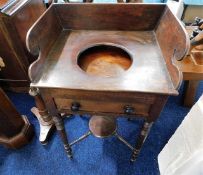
[27, 3, 189, 162]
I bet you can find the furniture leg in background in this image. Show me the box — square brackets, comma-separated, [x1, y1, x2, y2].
[29, 88, 54, 145]
[183, 80, 199, 107]
[176, 54, 203, 107]
[0, 88, 34, 149]
[176, 26, 203, 107]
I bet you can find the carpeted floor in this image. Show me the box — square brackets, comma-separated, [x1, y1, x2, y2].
[0, 81, 202, 175]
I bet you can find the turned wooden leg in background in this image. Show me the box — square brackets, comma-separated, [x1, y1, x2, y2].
[0, 88, 34, 149]
[29, 88, 54, 144]
[53, 115, 73, 158]
[131, 121, 153, 162]
[183, 80, 199, 107]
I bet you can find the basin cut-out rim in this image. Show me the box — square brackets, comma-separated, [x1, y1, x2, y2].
[77, 44, 133, 77]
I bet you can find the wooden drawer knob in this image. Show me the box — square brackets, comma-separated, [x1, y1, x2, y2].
[71, 102, 80, 112]
[124, 105, 135, 115]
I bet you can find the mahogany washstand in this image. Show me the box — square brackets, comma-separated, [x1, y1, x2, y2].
[27, 3, 189, 161]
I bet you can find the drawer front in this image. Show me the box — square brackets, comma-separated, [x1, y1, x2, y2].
[54, 98, 150, 117]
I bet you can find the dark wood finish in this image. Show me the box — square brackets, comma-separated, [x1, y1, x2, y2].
[53, 115, 73, 158]
[0, 88, 34, 148]
[183, 80, 199, 107]
[155, 8, 190, 89]
[29, 87, 54, 144]
[27, 6, 62, 82]
[148, 95, 168, 122]
[131, 95, 168, 161]
[131, 121, 153, 161]
[42, 93, 72, 158]
[176, 54, 203, 107]
[30, 30, 178, 95]
[27, 3, 189, 161]
[55, 97, 150, 117]
[175, 26, 203, 107]
[30, 88, 52, 122]
[83, 0, 93, 2]
[0, 0, 45, 89]
[54, 4, 165, 31]
[89, 116, 117, 138]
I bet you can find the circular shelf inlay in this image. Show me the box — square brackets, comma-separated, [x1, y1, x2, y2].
[77, 45, 132, 77]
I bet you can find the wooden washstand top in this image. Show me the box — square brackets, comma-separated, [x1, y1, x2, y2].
[27, 3, 190, 95]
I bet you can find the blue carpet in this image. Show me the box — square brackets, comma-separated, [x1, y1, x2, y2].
[0, 81, 202, 175]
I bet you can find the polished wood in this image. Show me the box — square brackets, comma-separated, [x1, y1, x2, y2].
[30, 30, 179, 95]
[131, 121, 153, 161]
[0, 0, 45, 89]
[177, 55, 203, 80]
[42, 93, 72, 158]
[30, 88, 51, 122]
[29, 88, 54, 144]
[176, 26, 203, 107]
[78, 45, 132, 77]
[0, 88, 34, 148]
[176, 54, 203, 107]
[53, 4, 164, 31]
[27, 5, 62, 82]
[55, 97, 150, 117]
[89, 116, 117, 138]
[131, 95, 168, 161]
[156, 8, 190, 89]
[27, 3, 189, 161]
[183, 80, 199, 107]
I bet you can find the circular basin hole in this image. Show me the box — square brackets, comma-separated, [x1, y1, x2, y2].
[77, 45, 132, 77]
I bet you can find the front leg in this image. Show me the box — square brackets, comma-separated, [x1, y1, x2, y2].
[131, 95, 168, 162]
[41, 93, 73, 159]
[53, 115, 73, 159]
[29, 88, 54, 145]
[131, 121, 153, 162]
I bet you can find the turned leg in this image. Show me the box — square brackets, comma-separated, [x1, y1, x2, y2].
[183, 80, 199, 107]
[131, 121, 153, 162]
[53, 115, 73, 158]
[29, 87, 54, 144]
[41, 93, 73, 159]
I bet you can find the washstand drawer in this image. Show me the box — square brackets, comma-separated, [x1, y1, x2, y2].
[54, 98, 150, 116]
